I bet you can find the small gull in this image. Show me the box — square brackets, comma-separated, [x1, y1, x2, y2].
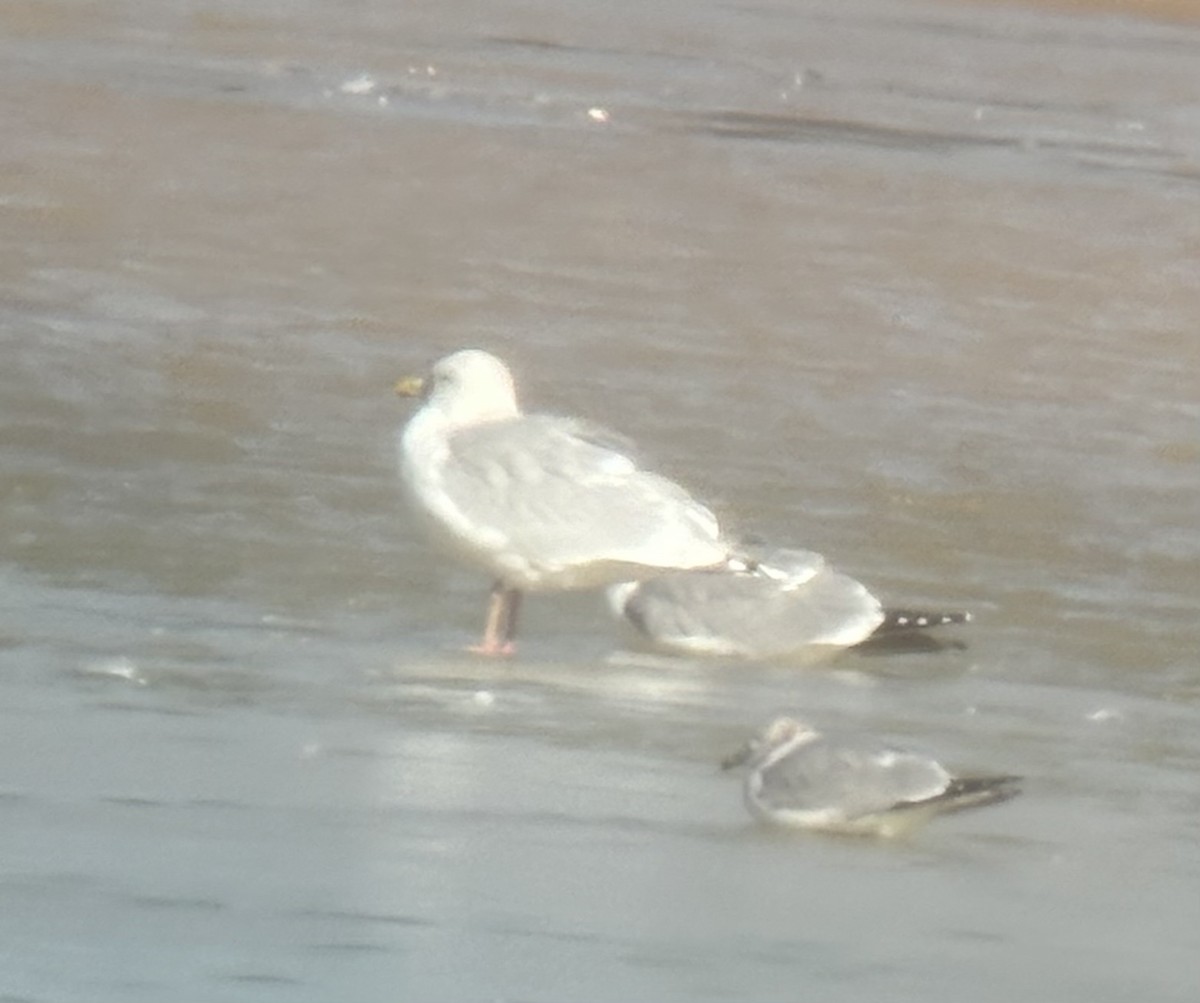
[722, 715, 1020, 837]
[608, 545, 971, 659]
[395, 349, 728, 655]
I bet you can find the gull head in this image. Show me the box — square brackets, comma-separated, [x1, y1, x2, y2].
[721, 715, 818, 771]
[397, 349, 521, 429]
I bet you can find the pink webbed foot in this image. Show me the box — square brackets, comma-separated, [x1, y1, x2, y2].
[467, 639, 517, 657]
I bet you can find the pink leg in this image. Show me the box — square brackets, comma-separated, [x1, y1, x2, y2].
[498, 589, 521, 648]
[469, 583, 521, 656]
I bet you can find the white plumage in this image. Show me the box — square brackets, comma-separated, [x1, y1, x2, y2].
[397, 349, 728, 654]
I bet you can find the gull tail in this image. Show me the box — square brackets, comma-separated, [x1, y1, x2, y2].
[874, 609, 973, 635]
[924, 774, 1022, 815]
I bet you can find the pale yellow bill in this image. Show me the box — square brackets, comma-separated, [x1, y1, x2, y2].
[394, 375, 426, 398]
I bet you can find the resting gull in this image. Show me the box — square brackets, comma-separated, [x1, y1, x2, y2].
[721, 715, 1020, 837]
[395, 349, 728, 655]
[608, 545, 971, 659]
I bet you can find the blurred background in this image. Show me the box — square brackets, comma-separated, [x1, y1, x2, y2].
[1, 0, 1198, 999]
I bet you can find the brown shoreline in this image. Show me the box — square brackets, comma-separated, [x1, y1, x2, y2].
[951, 0, 1200, 23]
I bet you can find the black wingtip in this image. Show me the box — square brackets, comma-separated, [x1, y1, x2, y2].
[935, 774, 1022, 814]
[875, 609, 973, 635]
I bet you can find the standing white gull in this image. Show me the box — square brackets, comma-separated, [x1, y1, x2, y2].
[608, 545, 971, 660]
[395, 349, 729, 655]
[721, 715, 1020, 837]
